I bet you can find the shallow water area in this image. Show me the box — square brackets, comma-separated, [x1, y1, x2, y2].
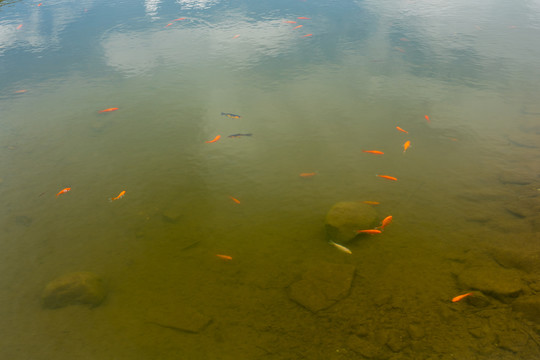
[1, 0, 540, 359]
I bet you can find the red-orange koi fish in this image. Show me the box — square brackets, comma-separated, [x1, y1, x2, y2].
[99, 107, 119, 113]
[303, 34, 313, 37]
[216, 254, 233, 260]
[300, 172, 316, 177]
[357, 229, 382, 234]
[293, 25, 303, 29]
[17, 24, 23, 30]
[363, 201, 380, 205]
[284, 21, 297, 24]
[110, 190, 126, 202]
[424, 115, 430, 123]
[56, 187, 71, 197]
[362, 150, 384, 155]
[378, 215, 393, 230]
[377, 175, 397, 181]
[396, 126, 408, 134]
[205, 135, 221, 143]
[297, 17, 311, 20]
[229, 196, 241, 204]
[452, 292, 473, 302]
[403, 140, 411, 153]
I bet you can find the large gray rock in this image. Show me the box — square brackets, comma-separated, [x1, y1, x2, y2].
[42, 271, 106, 309]
[288, 262, 355, 312]
[325, 201, 378, 242]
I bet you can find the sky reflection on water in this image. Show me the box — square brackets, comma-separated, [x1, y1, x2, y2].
[1, 0, 540, 359]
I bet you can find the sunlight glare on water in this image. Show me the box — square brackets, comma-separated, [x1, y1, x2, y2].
[1, 0, 540, 359]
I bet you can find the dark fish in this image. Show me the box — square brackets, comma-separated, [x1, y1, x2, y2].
[221, 112, 241, 119]
[228, 133, 252, 138]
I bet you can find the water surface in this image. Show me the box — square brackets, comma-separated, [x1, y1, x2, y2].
[1, 0, 540, 359]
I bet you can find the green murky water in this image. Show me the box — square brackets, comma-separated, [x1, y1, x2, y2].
[1, 0, 539, 358]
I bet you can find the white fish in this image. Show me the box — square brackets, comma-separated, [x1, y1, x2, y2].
[329, 240, 352, 254]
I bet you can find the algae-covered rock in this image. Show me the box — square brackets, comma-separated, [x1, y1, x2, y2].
[42, 271, 106, 309]
[325, 201, 378, 242]
[456, 264, 525, 302]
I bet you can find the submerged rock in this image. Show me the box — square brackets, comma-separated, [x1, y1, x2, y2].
[512, 296, 540, 323]
[146, 302, 212, 333]
[325, 201, 378, 242]
[288, 262, 355, 312]
[42, 271, 106, 309]
[456, 264, 525, 302]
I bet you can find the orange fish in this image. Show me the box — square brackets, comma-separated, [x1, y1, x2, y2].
[293, 25, 303, 29]
[174, 18, 186, 21]
[363, 201, 380, 205]
[399, 37, 409, 42]
[378, 215, 393, 230]
[165, 23, 173, 27]
[362, 150, 384, 155]
[297, 17, 311, 20]
[14, 89, 27, 93]
[357, 229, 382, 234]
[205, 135, 221, 143]
[452, 292, 473, 302]
[229, 196, 241, 204]
[99, 107, 119, 113]
[216, 254, 233, 260]
[233, 34, 240, 39]
[300, 172, 316, 177]
[56, 187, 71, 197]
[38, 3, 42, 6]
[377, 175, 397, 181]
[284, 21, 297, 24]
[424, 115, 430, 123]
[303, 34, 313, 37]
[403, 140, 411, 153]
[17, 24, 23, 30]
[396, 126, 408, 134]
[110, 190, 126, 201]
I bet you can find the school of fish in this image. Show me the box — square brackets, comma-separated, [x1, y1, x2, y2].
[33, 15, 468, 304]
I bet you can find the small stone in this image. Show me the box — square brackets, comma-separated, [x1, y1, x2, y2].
[346, 335, 381, 358]
[42, 271, 106, 309]
[15, 215, 32, 227]
[507, 133, 539, 149]
[468, 326, 485, 339]
[499, 170, 535, 185]
[512, 296, 540, 323]
[288, 262, 355, 312]
[466, 292, 491, 308]
[496, 330, 529, 353]
[386, 330, 409, 352]
[162, 208, 182, 223]
[147, 303, 211, 333]
[407, 324, 425, 340]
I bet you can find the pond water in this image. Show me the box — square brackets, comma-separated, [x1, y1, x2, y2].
[1, 0, 539, 359]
